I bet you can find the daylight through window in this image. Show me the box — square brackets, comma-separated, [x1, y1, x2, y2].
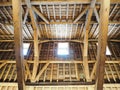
[96, 43, 111, 55]
[23, 43, 30, 56]
[57, 43, 69, 55]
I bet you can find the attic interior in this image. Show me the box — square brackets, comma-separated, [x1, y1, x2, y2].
[0, 0, 120, 90]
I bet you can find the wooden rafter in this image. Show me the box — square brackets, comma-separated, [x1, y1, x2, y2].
[73, 6, 89, 23]
[95, 0, 110, 90]
[23, 8, 29, 24]
[12, 0, 26, 90]
[0, 61, 7, 69]
[32, 6, 49, 24]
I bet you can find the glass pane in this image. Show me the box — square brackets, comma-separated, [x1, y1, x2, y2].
[23, 43, 30, 55]
[106, 46, 111, 55]
[57, 43, 69, 55]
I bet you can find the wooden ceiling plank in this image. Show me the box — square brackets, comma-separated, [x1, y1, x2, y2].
[0, 65, 7, 79]
[0, 9, 7, 19]
[109, 4, 118, 18]
[59, 4, 62, 20]
[23, 8, 29, 24]
[14, 74, 17, 81]
[95, 0, 110, 90]
[108, 63, 116, 82]
[53, 4, 56, 21]
[50, 63, 53, 82]
[0, 49, 13, 51]
[113, 9, 120, 20]
[3, 7, 12, 20]
[73, 4, 76, 20]
[94, 7, 99, 23]
[75, 63, 79, 80]
[9, 65, 16, 81]
[39, 4, 43, 14]
[66, 4, 69, 20]
[46, 5, 50, 20]
[0, 61, 7, 69]
[105, 68, 110, 82]
[12, 0, 26, 89]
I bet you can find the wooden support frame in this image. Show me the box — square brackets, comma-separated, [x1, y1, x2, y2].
[0, 0, 120, 6]
[0, 59, 120, 82]
[12, 0, 26, 90]
[95, 0, 110, 90]
[35, 62, 49, 81]
[73, 6, 89, 23]
[83, 0, 96, 82]
[0, 60, 120, 64]
[25, 0, 40, 82]
[32, 6, 49, 24]
[0, 39, 120, 43]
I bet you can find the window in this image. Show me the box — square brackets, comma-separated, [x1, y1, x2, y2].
[96, 43, 111, 55]
[23, 43, 30, 56]
[106, 46, 111, 55]
[57, 43, 69, 55]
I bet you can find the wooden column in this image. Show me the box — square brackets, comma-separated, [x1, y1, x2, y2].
[12, 0, 26, 90]
[25, 0, 39, 82]
[30, 9, 39, 82]
[95, 0, 110, 90]
[83, 0, 96, 82]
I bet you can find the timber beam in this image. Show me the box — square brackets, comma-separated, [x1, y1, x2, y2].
[0, 0, 120, 6]
[25, 0, 39, 82]
[83, 0, 97, 82]
[0, 60, 120, 64]
[0, 39, 119, 43]
[95, 0, 110, 90]
[2, 20, 120, 25]
[12, 0, 26, 90]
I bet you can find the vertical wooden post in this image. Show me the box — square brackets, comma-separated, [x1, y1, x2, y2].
[25, 0, 39, 82]
[83, 0, 96, 82]
[12, 0, 26, 90]
[30, 8, 39, 82]
[95, 0, 110, 90]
